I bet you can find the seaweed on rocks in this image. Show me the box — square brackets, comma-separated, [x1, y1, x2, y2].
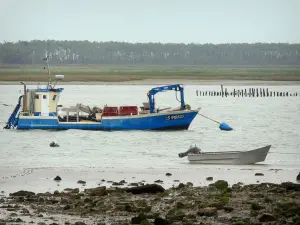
[0, 181, 299, 225]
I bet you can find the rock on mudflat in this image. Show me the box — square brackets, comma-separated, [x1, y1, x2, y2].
[84, 186, 108, 196]
[258, 213, 276, 222]
[9, 190, 35, 197]
[49, 141, 59, 147]
[155, 180, 163, 183]
[124, 184, 165, 194]
[131, 214, 147, 224]
[53, 176, 62, 181]
[165, 173, 172, 176]
[209, 180, 228, 191]
[154, 217, 171, 225]
[255, 173, 264, 176]
[206, 176, 213, 181]
[186, 182, 193, 187]
[281, 182, 300, 191]
[74, 222, 86, 225]
[197, 207, 218, 217]
[77, 180, 86, 185]
[112, 180, 127, 186]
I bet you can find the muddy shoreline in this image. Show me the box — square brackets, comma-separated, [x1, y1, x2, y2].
[1, 166, 299, 196]
[1, 179, 300, 225]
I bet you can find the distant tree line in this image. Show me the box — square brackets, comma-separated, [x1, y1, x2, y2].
[0, 40, 300, 65]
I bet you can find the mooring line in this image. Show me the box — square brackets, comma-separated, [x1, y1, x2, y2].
[269, 152, 300, 155]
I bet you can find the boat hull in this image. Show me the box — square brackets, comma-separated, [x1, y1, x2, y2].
[187, 145, 271, 164]
[16, 110, 199, 130]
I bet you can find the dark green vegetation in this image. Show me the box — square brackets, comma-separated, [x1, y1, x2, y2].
[1, 40, 300, 65]
[1, 40, 300, 81]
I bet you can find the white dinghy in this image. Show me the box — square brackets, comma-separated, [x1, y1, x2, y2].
[178, 145, 271, 165]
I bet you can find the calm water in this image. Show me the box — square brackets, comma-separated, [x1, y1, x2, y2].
[0, 84, 300, 171]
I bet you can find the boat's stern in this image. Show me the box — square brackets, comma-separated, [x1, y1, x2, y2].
[4, 80, 64, 130]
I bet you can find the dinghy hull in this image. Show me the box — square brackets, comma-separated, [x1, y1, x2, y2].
[187, 145, 271, 164]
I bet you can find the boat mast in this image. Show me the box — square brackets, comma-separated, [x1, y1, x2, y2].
[44, 41, 52, 89]
[46, 56, 52, 89]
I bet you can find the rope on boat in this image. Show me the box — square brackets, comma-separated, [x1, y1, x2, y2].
[1, 103, 14, 107]
[197, 113, 220, 124]
[197, 112, 233, 131]
[269, 152, 300, 155]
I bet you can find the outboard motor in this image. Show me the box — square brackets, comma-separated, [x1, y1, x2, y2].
[178, 145, 201, 158]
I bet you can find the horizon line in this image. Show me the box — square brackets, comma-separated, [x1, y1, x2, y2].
[0, 39, 300, 45]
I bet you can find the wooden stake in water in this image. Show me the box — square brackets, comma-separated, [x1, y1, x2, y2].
[221, 85, 224, 97]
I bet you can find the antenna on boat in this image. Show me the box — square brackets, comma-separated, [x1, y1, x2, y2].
[43, 40, 52, 89]
[52, 75, 64, 88]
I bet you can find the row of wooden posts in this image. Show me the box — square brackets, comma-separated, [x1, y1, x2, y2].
[196, 85, 299, 97]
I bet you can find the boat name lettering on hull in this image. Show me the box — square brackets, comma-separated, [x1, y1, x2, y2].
[165, 114, 185, 120]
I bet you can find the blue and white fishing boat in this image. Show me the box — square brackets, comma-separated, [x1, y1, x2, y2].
[4, 75, 200, 131]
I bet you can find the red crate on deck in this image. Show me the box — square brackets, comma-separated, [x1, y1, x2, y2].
[119, 106, 138, 116]
[102, 106, 119, 116]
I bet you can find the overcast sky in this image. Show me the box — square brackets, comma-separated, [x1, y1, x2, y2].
[1, 0, 299, 44]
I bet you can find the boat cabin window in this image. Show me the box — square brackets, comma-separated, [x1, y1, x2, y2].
[53, 95, 57, 101]
[43, 95, 47, 99]
[35, 95, 39, 99]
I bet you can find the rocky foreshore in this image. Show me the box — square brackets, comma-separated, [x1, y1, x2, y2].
[1, 180, 300, 225]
